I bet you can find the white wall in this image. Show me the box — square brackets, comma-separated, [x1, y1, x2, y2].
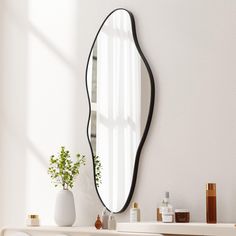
[0, 0, 236, 227]
[0, 0, 101, 227]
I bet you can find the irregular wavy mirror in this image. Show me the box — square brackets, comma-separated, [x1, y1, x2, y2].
[86, 9, 154, 213]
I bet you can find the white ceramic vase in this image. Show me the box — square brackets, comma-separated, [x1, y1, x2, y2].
[54, 189, 76, 226]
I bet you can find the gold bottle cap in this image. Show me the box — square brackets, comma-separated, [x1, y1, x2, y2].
[132, 202, 138, 208]
[206, 183, 216, 190]
[28, 214, 39, 219]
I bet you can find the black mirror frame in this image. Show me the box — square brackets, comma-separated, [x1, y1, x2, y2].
[85, 8, 155, 213]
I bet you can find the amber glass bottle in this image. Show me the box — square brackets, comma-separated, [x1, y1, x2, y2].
[206, 183, 217, 224]
[95, 215, 102, 229]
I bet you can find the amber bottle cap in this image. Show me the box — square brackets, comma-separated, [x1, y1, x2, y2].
[206, 183, 216, 190]
[132, 202, 138, 208]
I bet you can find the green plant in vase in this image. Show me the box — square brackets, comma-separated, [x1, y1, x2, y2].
[48, 146, 86, 226]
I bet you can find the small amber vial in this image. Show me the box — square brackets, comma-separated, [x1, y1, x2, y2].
[157, 208, 162, 221]
[95, 215, 102, 229]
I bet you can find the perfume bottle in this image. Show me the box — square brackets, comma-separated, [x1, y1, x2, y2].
[161, 192, 174, 223]
[206, 183, 217, 224]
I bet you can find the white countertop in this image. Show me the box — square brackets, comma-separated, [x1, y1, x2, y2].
[1, 226, 161, 236]
[2, 223, 236, 236]
[117, 222, 236, 236]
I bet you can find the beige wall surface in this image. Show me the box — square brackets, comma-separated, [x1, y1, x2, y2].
[0, 0, 236, 227]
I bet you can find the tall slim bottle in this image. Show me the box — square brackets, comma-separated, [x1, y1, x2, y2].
[206, 183, 217, 224]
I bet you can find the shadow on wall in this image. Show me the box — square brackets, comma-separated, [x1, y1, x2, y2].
[0, 0, 96, 226]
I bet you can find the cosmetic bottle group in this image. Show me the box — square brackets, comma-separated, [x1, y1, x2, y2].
[156, 183, 217, 224]
[95, 208, 117, 230]
[95, 183, 217, 229]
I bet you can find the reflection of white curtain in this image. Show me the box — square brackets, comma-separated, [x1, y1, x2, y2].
[96, 11, 141, 211]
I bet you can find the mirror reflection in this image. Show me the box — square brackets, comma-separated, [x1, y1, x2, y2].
[86, 9, 153, 212]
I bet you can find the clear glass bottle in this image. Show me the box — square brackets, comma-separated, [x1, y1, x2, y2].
[161, 192, 174, 223]
[108, 213, 116, 230]
[130, 202, 141, 222]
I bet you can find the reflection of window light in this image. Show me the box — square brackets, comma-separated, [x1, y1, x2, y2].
[113, 127, 118, 209]
[95, 10, 142, 212]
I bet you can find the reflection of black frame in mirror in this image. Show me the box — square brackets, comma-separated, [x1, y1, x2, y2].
[85, 8, 155, 213]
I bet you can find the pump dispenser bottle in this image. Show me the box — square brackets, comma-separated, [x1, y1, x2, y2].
[130, 202, 141, 222]
[206, 183, 217, 224]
